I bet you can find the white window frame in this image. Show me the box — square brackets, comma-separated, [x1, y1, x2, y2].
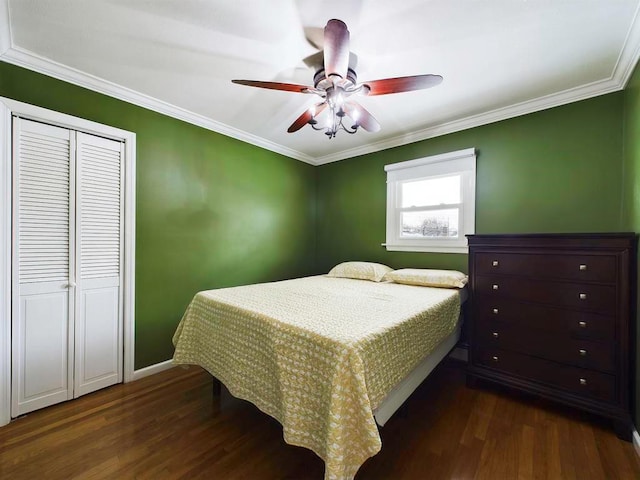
[384, 148, 476, 254]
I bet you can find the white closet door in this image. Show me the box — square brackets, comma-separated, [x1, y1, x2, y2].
[11, 118, 75, 416]
[74, 132, 124, 397]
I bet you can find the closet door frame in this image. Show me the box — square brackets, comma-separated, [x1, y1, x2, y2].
[0, 97, 136, 427]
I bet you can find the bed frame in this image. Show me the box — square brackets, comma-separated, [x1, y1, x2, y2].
[211, 310, 465, 427]
[373, 324, 461, 426]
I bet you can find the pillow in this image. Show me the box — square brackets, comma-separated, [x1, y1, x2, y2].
[384, 268, 468, 288]
[327, 261, 394, 282]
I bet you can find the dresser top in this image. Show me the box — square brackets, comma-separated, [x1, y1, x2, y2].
[467, 233, 637, 250]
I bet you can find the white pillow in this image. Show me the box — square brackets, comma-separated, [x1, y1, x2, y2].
[327, 261, 394, 282]
[384, 268, 468, 288]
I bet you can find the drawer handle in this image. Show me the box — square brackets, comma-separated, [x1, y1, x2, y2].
[492, 260, 499, 267]
[579, 264, 587, 271]
[492, 284, 499, 290]
[492, 332, 499, 339]
[579, 378, 588, 386]
[579, 293, 587, 300]
[579, 349, 587, 357]
[492, 308, 499, 315]
[491, 355, 499, 362]
[578, 321, 587, 328]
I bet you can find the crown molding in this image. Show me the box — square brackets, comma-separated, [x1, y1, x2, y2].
[0, 0, 10, 56]
[617, 1, 640, 87]
[0, 46, 316, 165]
[313, 76, 623, 165]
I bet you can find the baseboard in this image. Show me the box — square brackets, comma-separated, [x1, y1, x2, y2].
[131, 359, 175, 381]
[634, 428, 640, 458]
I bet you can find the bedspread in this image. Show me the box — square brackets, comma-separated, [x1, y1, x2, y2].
[172, 275, 461, 480]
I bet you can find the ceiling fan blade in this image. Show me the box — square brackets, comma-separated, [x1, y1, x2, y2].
[304, 26, 325, 50]
[323, 19, 350, 79]
[344, 102, 380, 133]
[362, 74, 443, 96]
[288, 102, 327, 133]
[303, 51, 324, 69]
[232, 79, 312, 93]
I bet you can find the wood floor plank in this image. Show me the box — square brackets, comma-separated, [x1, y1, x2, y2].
[1, 362, 638, 479]
[556, 415, 579, 480]
[594, 426, 640, 480]
[446, 437, 485, 479]
[545, 422, 563, 480]
[459, 389, 497, 445]
[518, 424, 535, 480]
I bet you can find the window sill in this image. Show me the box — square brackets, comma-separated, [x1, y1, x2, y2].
[382, 243, 469, 254]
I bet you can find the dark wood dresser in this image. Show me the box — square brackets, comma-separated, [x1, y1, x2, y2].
[466, 233, 637, 440]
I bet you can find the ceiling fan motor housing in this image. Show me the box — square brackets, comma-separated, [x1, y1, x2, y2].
[313, 68, 358, 90]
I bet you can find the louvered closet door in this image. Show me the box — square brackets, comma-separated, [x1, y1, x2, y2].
[74, 132, 124, 397]
[11, 118, 75, 416]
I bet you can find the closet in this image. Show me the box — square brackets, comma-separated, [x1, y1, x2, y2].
[11, 117, 124, 417]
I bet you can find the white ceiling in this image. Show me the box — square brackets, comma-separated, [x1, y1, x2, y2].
[1, 0, 639, 165]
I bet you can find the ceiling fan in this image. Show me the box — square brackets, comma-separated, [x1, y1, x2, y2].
[232, 19, 443, 138]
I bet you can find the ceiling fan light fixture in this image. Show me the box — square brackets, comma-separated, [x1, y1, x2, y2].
[231, 19, 442, 139]
[306, 100, 359, 138]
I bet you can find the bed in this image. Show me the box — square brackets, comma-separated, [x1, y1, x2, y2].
[172, 267, 466, 480]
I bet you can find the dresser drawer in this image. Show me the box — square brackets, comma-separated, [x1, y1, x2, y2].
[475, 296, 615, 341]
[475, 275, 616, 313]
[475, 321, 615, 372]
[475, 348, 616, 402]
[475, 252, 616, 283]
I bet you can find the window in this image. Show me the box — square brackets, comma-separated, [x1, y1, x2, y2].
[384, 148, 476, 253]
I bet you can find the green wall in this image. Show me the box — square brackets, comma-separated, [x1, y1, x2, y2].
[316, 94, 625, 273]
[623, 61, 640, 428]
[0, 62, 318, 368]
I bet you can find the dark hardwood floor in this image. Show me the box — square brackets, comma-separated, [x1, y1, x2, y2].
[1, 362, 639, 479]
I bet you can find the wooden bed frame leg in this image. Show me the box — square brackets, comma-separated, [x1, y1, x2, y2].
[212, 377, 222, 397]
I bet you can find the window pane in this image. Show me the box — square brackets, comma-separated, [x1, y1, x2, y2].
[401, 175, 461, 208]
[400, 209, 459, 238]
